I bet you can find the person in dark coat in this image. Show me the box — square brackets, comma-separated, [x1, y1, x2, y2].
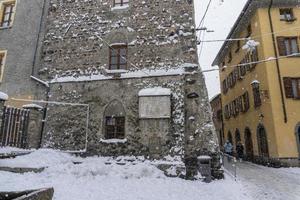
[236, 141, 244, 161]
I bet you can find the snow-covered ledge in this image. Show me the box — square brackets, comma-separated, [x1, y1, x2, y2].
[111, 5, 129, 11]
[0, 91, 8, 101]
[100, 138, 127, 144]
[22, 104, 44, 110]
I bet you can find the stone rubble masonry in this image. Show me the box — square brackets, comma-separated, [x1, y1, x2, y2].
[40, 0, 198, 79]
[34, 0, 222, 177]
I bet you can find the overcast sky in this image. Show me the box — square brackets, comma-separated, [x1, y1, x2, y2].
[194, 0, 248, 99]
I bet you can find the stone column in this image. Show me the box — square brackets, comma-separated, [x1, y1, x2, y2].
[23, 104, 44, 149]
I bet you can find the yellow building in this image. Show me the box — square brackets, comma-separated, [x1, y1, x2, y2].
[212, 0, 300, 166]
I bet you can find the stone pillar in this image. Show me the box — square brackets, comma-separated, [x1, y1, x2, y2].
[23, 104, 44, 149]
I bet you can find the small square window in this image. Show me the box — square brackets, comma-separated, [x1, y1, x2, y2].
[109, 44, 128, 70]
[280, 8, 295, 22]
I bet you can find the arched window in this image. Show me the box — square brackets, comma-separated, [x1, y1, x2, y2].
[227, 131, 233, 144]
[104, 100, 125, 139]
[257, 124, 269, 157]
[235, 129, 241, 144]
[244, 127, 254, 160]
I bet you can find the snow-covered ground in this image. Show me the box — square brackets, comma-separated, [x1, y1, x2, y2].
[0, 149, 252, 200]
[0, 148, 299, 200]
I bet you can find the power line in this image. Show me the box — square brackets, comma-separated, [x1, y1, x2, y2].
[197, 0, 213, 30]
[199, 25, 300, 43]
[200, 52, 300, 73]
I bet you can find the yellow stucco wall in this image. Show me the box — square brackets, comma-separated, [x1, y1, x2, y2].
[219, 7, 300, 159]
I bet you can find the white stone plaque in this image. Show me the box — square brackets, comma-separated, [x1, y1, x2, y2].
[139, 96, 171, 119]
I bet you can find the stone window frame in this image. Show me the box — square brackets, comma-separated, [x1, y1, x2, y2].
[0, 50, 7, 82]
[0, 0, 16, 29]
[109, 44, 128, 70]
[113, 0, 129, 7]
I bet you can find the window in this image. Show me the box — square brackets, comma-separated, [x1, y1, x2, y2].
[242, 92, 250, 112]
[222, 79, 228, 94]
[252, 83, 262, 108]
[279, 8, 295, 22]
[1, 2, 15, 28]
[0, 52, 6, 82]
[277, 37, 299, 56]
[283, 77, 300, 99]
[109, 44, 127, 70]
[246, 24, 252, 38]
[228, 51, 232, 63]
[235, 40, 240, 53]
[113, 0, 129, 7]
[103, 100, 126, 139]
[105, 117, 125, 139]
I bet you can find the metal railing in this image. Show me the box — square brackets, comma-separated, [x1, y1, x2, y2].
[221, 153, 237, 180]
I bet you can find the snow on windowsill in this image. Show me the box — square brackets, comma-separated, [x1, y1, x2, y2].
[0, 91, 8, 101]
[111, 5, 129, 11]
[100, 138, 127, 144]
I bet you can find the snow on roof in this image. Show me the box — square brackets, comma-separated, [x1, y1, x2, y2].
[0, 91, 8, 101]
[180, 63, 199, 69]
[50, 67, 186, 84]
[138, 87, 171, 97]
[22, 104, 44, 110]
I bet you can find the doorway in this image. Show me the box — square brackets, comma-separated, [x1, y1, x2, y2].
[245, 127, 254, 160]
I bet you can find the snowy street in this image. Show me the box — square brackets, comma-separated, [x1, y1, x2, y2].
[0, 149, 299, 200]
[236, 161, 300, 200]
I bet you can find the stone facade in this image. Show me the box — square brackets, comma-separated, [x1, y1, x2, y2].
[39, 0, 198, 79]
[1, 0, 222, 177]
[37, 0, 220, 161]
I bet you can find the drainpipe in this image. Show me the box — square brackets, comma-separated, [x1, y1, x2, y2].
[31, 0, 49, 148]
[32, 0, 47, 75]
[268, 0, 288, 123]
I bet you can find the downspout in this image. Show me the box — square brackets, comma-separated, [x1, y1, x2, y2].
[268, 0, 288, 123]
[30, 0, 50, 148]
[32, 0, 47, 75]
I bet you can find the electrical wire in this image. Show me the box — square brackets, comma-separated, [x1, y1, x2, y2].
[200, 52, 300, 73]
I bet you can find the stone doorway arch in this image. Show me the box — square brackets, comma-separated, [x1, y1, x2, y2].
[244, 127, 254, 160]
[257, 124, 269, 158]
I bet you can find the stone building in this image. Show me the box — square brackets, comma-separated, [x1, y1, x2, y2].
[0, 0, 221, 176]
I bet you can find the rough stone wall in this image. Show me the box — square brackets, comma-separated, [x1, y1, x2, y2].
[39, 0, 198, 79]
[43, 75, 186, 156]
